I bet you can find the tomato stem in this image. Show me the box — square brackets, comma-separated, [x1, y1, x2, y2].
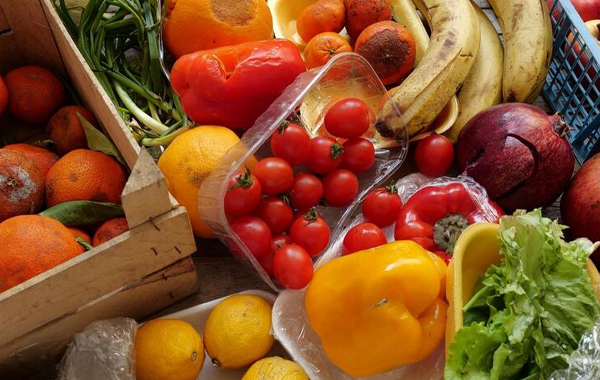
[330, 142, 344, 159]
[228, 166, 253, 191]
[386, 184, 398, 194]
[278, 120, 289, 134]
[303, 207, 319, 224]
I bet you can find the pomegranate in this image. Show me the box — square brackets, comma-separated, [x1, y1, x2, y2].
[561, 153, 600, 245]
[456, 103, 574, 212]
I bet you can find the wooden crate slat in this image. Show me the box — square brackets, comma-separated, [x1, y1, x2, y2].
[0, 207, 195, 347]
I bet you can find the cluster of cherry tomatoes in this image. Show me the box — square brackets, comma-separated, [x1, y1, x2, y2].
[225, 98, 377, 289]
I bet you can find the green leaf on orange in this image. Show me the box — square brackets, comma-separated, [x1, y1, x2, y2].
[41, 200, 124, 226]
[77, 112, 126, 166]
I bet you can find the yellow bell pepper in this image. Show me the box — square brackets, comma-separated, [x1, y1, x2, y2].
[305, 240, 448, 378]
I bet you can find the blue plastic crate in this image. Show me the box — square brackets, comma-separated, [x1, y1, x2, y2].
[543, 0, 600, 163]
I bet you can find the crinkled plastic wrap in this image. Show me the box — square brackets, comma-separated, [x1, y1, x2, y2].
[271, 174, 501, 379]
[549, 318, 600, 380]
[198, 52, 408, 291]
[58, 318, 138, 380]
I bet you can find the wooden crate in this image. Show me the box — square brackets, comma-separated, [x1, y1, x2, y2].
[0, 0, 198, 377]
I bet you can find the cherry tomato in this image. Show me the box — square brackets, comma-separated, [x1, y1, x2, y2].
[306, 136, 344, 175]
[324, 98, 370, 139]
[342, 223, 387, 255]
[362, 186, 403, 227]
[259, 235, 294, 277]
[273, 244, 314, 289]
[224, 168, 262, 217]
[435, 250, 452, 265]
[341, 138, 375, 173]
[290, 173, 323, 209]
[415, 134, 454, 177]
[257, 196, 294, 235]
[270, 122, 311, 166]
[254, 157, 294, 195]
[228, 216, 272, 259]
[290, 210, 331, 256]
[322, 169, 359, 207]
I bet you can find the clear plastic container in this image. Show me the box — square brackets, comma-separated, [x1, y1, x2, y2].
[198, 52, 408, 291]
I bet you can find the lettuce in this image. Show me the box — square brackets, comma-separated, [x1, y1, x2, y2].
[445, 209, 600, 380]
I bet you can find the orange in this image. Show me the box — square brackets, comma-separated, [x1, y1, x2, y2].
[0, 75, 7, 117]
[135, 319, 204, 380]
[4, 66, 65, 125]
[163, 0, 274, 58]
[47, 105, 99, 156]
[3, 143, 59, 179]
[93, 217, 129, 247]
[344, 0, 392, 41]
[0, 150, 45, 223]
[158, 126, 242, 238]
[0, 215, 84, 292]
[68, 226, 92, 245]
[354, 21, 416, 85]
[297, 0, 346, 43]
[46, 149, 127, 207]
[304, 32, 352, 69]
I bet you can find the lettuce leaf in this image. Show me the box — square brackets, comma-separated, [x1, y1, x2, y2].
[445, 209, 600, 380]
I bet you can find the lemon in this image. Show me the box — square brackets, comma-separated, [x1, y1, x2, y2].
[135, 319, 204, 380]
[242, 357, 309, 380]
[204, 294, 274, 369]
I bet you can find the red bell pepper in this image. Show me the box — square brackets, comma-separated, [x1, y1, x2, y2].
[170, 39, 306, 129]
[394, 182, 504, 263]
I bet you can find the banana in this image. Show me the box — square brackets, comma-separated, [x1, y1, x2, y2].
[488, 0, 552, 103]
[376, 0, 480, 139]
[391, 0, 459, 139]
[445, 4, 503, 143]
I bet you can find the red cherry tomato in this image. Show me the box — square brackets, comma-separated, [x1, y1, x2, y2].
[224, 168, 262, 217]
[341, 138, 375, 173]
[362, 186, 403, 227]
[254, 157, 295, 195]
[290, 173, 323, 209]
[306, 136, 344, 175]
[258, 235, 293, 277]
[342, 223, 387, 255]
[415, 135, 454, 177]
[324, 98, 370, 139]
[270, 122, 311, 166]
[229, 216, 272, 259]
[273, 244, 314, 289]
[322, 169, 359, 207]
[257, 196, 294, 235]
[290, 210, 331, 256]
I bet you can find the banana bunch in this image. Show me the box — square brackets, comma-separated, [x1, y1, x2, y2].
[379, 0, 553, 140]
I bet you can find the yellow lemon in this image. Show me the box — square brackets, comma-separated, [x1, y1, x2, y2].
[157, 126, 240, 238]
[242, 357, 309, 380]
[204, 294, 274, 369]
[135, 319, 204, 380]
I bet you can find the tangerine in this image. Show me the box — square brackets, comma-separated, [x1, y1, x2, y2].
[47, 106, 99, 156]
[297, 0, 346, 43]
[344, 0, 392, 41]
[46, 149, 127, 207]
[68, 226, 92, 245]
[93, 217, 129, 247]
[3, 143, 59, 179]
[304, 32, 352, 69]
[0, 215, 84, 292]
[4, 66, 65, 125]
[163, 0, 274, 58]
[0, 150, 45, 222]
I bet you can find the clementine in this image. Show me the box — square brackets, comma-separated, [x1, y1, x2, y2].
[297, 0, 346, 43]
[92, 217, 129, 247]
[4, 66, 65, 125]
[354, 21, 416, 85]
[0, 215, 84, 292]
[46, 149, 127, 207]
[0, 75, 7, 117]
[68, 226, 92, 245]
[47, 106, 99, 156]
[0, 150, 45, 222]
[3, 143, 59, 179]
[304, 32, 352, 69]
[344, 0, 392, 41]
[163, 0, 274, 58]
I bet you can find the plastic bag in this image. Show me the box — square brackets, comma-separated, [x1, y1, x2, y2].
[548, 318, 600, 380]
[58, 318, 138, 380]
